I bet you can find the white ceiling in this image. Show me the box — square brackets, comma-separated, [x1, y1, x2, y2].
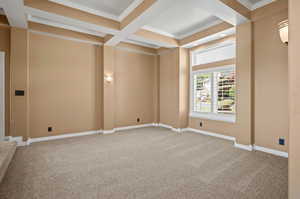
[143, 0, 223, 39]
[68, 0, 135, 16]
[49, 0, 143, 21]
[237, 0, 275, 10]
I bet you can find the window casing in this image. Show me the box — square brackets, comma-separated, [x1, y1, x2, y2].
[190, 41, 236, 123]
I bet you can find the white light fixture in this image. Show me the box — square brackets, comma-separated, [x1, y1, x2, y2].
[278, 20, 288, 45]
[104, 74, 113, 83]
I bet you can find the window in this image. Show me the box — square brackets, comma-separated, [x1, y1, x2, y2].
[191, 66, 236, 123]
[192, 43, 236, 66]
[190, 41, 236, 123]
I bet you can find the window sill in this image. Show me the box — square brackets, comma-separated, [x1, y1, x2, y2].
[189, 112, 236, 123]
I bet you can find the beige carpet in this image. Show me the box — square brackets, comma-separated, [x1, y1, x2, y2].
[0, 127, 287, 199]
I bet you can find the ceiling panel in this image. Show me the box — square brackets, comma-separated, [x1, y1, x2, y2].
[237, 0, 275, 10]
[67, 0, 135, 16]
[144, 0, 223, 39]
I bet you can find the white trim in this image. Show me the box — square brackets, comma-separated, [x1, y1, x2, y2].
[183, 127, 236, 141]
[114, 123, 154, 132]
[89, 123, 156, 135]
[234, 142, 253, 151]
[158, 123, 182, 133]
[190, 64, 236, 123]
[237, 0, 275, 10]
[124, 39, 159, 49]
[116, 46, 156, 56]
[236, 0, 253, 10]
[252, 0, 275, 10]
[105, 0, 176, 46]
[118, 0, 144, 21]
[142, 26, 176, 38]
[48, 0, 119, 21]
[24, 7, 120, 36]
[177, 20, 223, 40]
[102, 130, 115, 135]
[1, 0, 28, 28]
[190, 112, 236, 123]
[29, 30, 103, 46]
[27, 130, 102, 145]
[0, 52, 4, 141]
[129, 34, 178, 48]
[253, 145, 288, 158]
[28, 15, 106, 38]
[5, 136, 27, 147]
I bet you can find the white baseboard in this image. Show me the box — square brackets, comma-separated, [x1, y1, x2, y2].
[114, 123, 154, 132]
[27, 130, 102, 145]
[5, 136, 27, 147]
[234, 142, 253, 151]
[102, 130, 115, 134]
[103, 123, 155, 134]
[183, 127, 236, 142]
[253, 145, 288, 158]
[4, 125, 289, 158]
[158, 123, 182, 133]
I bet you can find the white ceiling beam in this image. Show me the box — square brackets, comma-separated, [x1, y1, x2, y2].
[24, 6, 119, 36]
[28, 15, 106, 37]
[48, 0, 119, 21]
[128, 34, 177, 48]
[197, 0, 250, 25]
[105, 0, 180, 46]
[1, 0, 27, 28]
[118, 0, 144, 21]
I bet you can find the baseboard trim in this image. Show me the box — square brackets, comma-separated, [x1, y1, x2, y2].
[103, 123, 155, 135]
[234, 142, 253, 151]
[5, 125, 289, 158]
[5, 136, 27, 147]
[27, 130, 102, 145]
[183, 127, 236, 142]
[253, 145, 288, 158]
[115, 123, 154, 132]
[158, 123, 182, 133]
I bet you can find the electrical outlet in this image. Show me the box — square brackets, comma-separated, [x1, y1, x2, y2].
[137, 118, 140, 123]
[279, 138, 285, 146]
[48, 127, 52, 132]
[200, 121, 203, 127]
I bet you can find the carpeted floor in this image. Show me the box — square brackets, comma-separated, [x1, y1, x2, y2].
[0, 127, 287, 199]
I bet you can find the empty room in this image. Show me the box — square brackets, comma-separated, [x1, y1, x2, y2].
[0, 0, 299, 198]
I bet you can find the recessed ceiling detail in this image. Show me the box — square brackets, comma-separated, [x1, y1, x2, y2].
[144, 0, 222, 39]
[237, 0, 275, 10]
[49, 0, 143, 21]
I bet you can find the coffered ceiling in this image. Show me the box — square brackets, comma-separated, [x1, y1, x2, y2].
[0, 0, 276, 49]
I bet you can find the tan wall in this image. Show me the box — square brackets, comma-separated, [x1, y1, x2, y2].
[253, 8, 288, 151]
[0, 26, 10, 136]
[159, 49, 179, 127]
[28, 33, 102, 138]
[189, 22, 253, 145]
[159, 48, 189, 129]
[10, 28, 29, 138]
[102, 45, 115, 130]
[289, 0, 300, 198]
[114, 49, 157, 127]
[188, 2, 288, 149]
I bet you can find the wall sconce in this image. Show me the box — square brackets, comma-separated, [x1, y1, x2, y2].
[104, 74, 113, 83]
[278, 19, 288, 45]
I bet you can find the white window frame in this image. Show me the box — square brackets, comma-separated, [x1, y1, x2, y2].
[190, 60, 236, 123]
